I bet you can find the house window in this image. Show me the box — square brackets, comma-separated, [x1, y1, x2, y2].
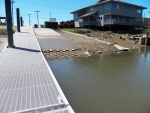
[91, 7, 95, 12]
[105, 3, 110, 9]
[126, 6, 132, 11]
[97, 17, 102, 21]
[95, 6, 99, 11]
[112, 3, 119, 9]
[74, 14, 78, 18]
[137, 9, 142, 13]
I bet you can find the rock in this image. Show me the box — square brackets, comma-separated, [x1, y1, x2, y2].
[97, 51, 102, 53]
[142, 34, 146, 38]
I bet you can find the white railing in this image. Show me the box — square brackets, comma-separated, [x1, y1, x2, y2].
[104, 19, 143, 26]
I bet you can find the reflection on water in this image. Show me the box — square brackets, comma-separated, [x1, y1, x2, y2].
[48, 47, 150, 113]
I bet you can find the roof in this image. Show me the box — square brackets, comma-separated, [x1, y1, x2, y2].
[79, 12, 97, 18]
[71, 0, 147, 14]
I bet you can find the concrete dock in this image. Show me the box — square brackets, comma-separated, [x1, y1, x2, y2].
[0, 27, 74, 113]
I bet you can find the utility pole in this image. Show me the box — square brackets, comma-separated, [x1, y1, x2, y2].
[16, 8, 20, 32]
[20, 16, 23, 26]
[11, 0, 15, 26]
[148, 12, 150, 29]
[34, 10, 40, 28]
[50, 12, 51, 21]
[5, 0, 14, 47]
[28, 14, 31, 26]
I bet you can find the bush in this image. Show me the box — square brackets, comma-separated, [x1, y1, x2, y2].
[58, 20, 75, 28]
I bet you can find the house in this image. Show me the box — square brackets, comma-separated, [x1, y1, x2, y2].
[71, 0, 147, 29]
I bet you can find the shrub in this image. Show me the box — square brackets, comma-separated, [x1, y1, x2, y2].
[58, 20, 75, 28]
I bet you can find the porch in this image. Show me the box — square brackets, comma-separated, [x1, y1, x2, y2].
[104, 15, 143, 27]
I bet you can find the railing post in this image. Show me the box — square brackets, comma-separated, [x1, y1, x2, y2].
[16, 8, 21, 32]
[20, 16, 23, 27]
[5, 0, 14, 48]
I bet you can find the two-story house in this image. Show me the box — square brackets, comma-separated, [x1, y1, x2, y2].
[71, 0, 146, 29]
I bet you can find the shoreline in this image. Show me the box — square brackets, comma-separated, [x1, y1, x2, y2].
[38, 29, 137, 60]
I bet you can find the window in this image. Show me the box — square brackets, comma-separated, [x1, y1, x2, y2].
[126, 6, 132, 11]
[105, 3, 110, 9]
[137, 9, 142, 13]
[97, 17, 102, 21]
[74, 14, 78, 18]
[112, 3, 119, 9]
[91, 8, 95, 12]
[95, 7, 99, 11]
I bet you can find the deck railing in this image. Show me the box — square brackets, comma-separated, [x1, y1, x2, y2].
[104, 19, 143, 26]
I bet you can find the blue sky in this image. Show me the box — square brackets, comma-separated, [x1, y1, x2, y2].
[0, 0, 150, 26]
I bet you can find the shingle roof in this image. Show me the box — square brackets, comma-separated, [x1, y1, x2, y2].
[71, 0, 147, 14]
[79, 12, 97, 18]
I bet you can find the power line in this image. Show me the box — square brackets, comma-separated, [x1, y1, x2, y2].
[34, 10, 40, 27]
[16, 0, 75, 10]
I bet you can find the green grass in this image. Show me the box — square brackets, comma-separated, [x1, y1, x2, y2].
[0, 28, 16, 35]
[0, 28, 7, 35]
[62, 28, 91, 34]
[62, 28, 150, 35]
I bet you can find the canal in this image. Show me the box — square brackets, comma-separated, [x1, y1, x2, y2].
[47, 47, 150, 113]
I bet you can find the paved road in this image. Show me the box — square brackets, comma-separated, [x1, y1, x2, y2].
[34, 28, 77, 50]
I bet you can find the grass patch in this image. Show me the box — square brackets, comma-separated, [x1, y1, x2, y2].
[0, 28, 7, 35]
[0, 27, 16, 35]
[62, 28, 150, 35]
[62, 28, 91, 34]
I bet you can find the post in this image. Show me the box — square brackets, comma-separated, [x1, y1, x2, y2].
[28, 14, 31, 26]
[5, 0, 14, 48]
[11, 0, 15, 26]
[16, 8, 20, 32]
[35, 11, 40, 28]
[50, 12, 51, 21]
[20, 16, 23, 26]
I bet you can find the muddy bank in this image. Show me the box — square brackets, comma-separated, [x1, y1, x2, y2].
[55, 30, 118, 53]
[40, 30, 122, 60]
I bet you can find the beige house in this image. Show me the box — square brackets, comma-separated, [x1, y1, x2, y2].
[71, 0, 147, 28]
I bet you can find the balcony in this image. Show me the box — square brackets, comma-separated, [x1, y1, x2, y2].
[83, 21, 96, 25]
[104, 19, 143, 26]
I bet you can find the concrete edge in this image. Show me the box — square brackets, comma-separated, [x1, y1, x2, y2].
[0, 42, 7, 55]
[32, 27, 75, 113]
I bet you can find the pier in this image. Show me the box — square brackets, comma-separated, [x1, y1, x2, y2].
[0, 26, 74, 113]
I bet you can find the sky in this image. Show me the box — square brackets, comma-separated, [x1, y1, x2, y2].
[0, 0, 150, 26]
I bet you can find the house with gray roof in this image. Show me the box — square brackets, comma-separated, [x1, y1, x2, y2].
[71, 0, 147, 29]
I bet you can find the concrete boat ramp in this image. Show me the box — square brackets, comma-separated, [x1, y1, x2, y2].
[0, 27, 74, 113]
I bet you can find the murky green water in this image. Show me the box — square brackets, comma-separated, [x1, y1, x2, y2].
[48, 47, 150, 113]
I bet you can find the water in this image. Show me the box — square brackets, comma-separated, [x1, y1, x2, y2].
[47, 47, 150, 113]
